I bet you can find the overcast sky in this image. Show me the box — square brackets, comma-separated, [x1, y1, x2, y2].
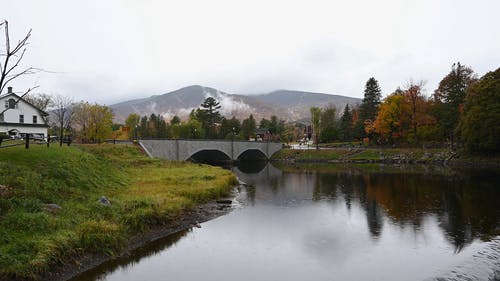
[3, 0, 500, 104]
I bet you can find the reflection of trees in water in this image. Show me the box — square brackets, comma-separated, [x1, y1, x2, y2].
[311, 168, 500, 251]
[438, 172, 500, 252]
[313, 171, 384, 239]
[244, 185, 256, 206]
[74, 229, 190, 281]
[365, 198, 384, 239]
[313, 173, 340, 201]
[232, 162, 283, 186]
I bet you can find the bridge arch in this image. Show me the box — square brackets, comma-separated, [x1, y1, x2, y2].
[188, 149, 231, 163]
[237, 149, 268, 161]
[139, 139, 282, 161]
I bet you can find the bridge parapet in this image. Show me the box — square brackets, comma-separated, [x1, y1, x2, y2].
[139, 139, 282, 161]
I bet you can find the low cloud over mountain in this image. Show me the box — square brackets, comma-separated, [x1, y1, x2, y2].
[110, 85, 360, 123]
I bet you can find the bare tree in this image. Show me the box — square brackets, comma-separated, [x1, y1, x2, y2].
[0, 20, 38, 96]
[24, 92, 52, 111]
[23, 92, 52, 124]
[51, 94, 74, 146]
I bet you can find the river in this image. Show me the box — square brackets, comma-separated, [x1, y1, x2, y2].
[72, 163, 500, 281]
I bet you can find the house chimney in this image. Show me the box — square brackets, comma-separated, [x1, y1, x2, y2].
[7, 87, 12, 94]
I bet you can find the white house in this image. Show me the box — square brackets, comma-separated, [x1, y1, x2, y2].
[0, 87, 49, 139]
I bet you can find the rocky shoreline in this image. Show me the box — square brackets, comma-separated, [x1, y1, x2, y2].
[272, 148, 500, 166]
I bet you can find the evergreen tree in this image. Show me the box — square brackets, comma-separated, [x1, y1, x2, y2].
[460, 67, 500, 154]
[170, 115, 181, 126]
[139, 116, 148, 138]
[339, 104, 353, 141]
[351, 106, 364, 140]
[270, 115, 286, 136]
[433, 62, 477, 146]
[259, 118, 271, 129]
[220, 116, 241, 139]
[197, 97, 222, 138]
[156, 116, 169, 138]
[359, 77, 382, 121]
[259, 115, 285, 139]
[354, 77, 382, 139]
[148, 113, 159, 137]
[241, 114, 257, 140]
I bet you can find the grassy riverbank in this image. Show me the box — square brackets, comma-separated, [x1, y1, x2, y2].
[0, 145, 237, 280]
[272, 147, 500, 165]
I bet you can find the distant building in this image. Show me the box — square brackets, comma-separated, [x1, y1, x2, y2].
[0, 87, 49, 139]
[256, 128, 279, 142]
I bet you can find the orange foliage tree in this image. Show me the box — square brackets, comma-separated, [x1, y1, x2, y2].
[373, 93, 407, 144]
[373, 84, 437, 145]
[402, 82, 436, 143]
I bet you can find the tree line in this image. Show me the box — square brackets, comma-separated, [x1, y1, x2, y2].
[17, 62, 500, 155]
[310, 63, 500, 154]
[19, 93, 291, 145]
[125, 97, 289, 141]
[17, 94, 115, 145]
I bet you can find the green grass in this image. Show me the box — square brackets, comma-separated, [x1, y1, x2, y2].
[272, 162, 457, 175]
[348, 149, 381, 160]
[271, 149, 348, 160]
[272, 148, 459, 162]
[0, 144, 237, 279]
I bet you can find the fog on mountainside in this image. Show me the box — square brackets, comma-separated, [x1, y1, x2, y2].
[110, 85, 361, 123]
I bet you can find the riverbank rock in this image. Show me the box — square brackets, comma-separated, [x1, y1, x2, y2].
[43, 203, 62, 213]
[216, 199, 232, 204]
[99, 196, 111, 206]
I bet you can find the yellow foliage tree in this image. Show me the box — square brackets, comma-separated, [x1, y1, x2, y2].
[373, 93, 407, 144]
[73, 102, 114, 143]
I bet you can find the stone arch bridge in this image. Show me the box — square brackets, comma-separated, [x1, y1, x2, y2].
[139, 139, 283, 161]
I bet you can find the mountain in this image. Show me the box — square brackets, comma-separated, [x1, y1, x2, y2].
[255, 90, 361, 122]
[110, 85, 361, 123]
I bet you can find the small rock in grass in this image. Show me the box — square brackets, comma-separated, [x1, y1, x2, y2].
[43, 203, 62, 213]
[99, 196, 111, 206]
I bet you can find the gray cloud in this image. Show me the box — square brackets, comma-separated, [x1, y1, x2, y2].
[3, 0, 500, 104]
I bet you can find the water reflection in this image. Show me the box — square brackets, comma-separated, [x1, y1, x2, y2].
[234, 160, 268, 174]
[73, 230, 190, 281]
[73, 163, 500, 281]
[262, 164, 500, 251]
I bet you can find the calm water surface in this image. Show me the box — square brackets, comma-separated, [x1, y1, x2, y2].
[73, 163, 500, 281]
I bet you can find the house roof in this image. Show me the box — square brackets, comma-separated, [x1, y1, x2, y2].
[0, 92, 49, 116]
[256, 128, 271, 134]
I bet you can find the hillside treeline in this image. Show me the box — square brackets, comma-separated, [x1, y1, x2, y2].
[310, 63, 500, 154]
[22, 62, 498, 154]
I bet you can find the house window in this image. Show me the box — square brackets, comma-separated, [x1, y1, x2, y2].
[8, 99, 17, 109]
[33, 115, 37, 124]
[0, 113, 3, 122]
[19, 114, 24, 123]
